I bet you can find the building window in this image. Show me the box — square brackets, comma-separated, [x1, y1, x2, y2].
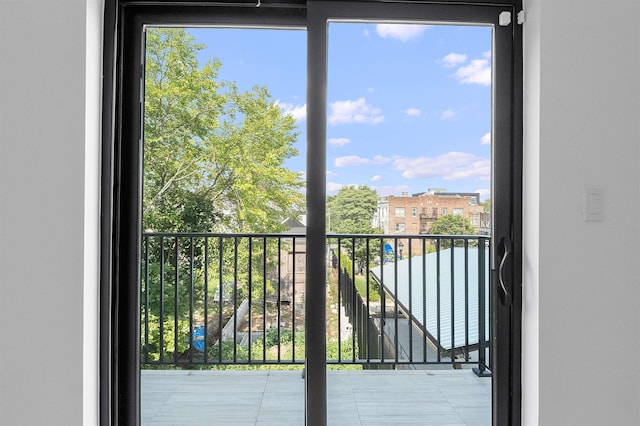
[441, 208, 447, 215]
[395, 223, 405, 232]
[395, 207, 405, 217]
[453, 208, 463, 216]
[411, 207, 417, 217]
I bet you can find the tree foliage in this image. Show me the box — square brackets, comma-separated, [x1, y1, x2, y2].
[327, 185, 381, 268]
[430, 214, 477, 249]
[431, 214, 476, 235]
[143, 28, 304, 233]
[327, 185, 379, 234]
[141, 28, 305, 361]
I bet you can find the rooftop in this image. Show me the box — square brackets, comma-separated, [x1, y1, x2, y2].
[371, 247, 489, 351]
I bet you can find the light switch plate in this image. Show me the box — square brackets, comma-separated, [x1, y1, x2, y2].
[583, 186, 604, 222]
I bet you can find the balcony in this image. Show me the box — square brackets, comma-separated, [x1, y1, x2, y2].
[141, 232, 491, 424]
[142, 369, 490, 425]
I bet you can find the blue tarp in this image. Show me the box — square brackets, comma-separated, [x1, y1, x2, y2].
[192, 325, 205, 352]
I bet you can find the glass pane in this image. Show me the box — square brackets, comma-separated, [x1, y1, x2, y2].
[326, 21, 492, 425]
[140, 27, 307, 424]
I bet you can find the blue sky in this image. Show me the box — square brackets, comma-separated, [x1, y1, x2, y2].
[190, 23, 492, 200]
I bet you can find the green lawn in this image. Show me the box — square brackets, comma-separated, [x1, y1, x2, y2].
[354, 275, 381, 302]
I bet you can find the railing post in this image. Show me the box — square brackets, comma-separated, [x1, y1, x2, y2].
[173, 237, 179, 363]
[474, 237, 491, 377]
[351, 238, 357, 362]
[143, 236, 150, 364]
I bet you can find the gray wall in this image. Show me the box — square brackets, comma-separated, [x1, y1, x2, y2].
[524, 1, 640, 424]
[1, 0, 84, 425]
[1, 0, 639, 424]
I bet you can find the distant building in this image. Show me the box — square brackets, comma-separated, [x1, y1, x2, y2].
[472, 211, 492, 236]
[282, 217, 306, 234]
[281, 217, 306, 303]
[372, 196, 389, 232]
[375, 189, 488, 235]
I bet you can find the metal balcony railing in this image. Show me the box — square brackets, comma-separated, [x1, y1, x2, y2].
[141, 232, 491, 372]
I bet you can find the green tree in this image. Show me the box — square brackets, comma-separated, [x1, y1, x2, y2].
[327, 185, 378, 234]
[141, 28, 304, 362]
[143, 28, 304, 233]
[430, 214, 477, 248]
[327, 185, 381, 269]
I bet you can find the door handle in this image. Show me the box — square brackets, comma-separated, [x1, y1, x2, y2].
[498, 236, 512, 306]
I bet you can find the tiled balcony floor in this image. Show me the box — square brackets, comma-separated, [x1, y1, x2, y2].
[142, 369, 490, 425]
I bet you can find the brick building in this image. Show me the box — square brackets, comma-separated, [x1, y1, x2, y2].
[376, 190, 488, 235]
[373, 190, 488, 258]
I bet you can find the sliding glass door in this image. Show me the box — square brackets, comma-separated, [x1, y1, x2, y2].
[103, 1, 521, 425]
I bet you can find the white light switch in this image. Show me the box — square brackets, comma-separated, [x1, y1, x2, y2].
[583, 186, 604, 222]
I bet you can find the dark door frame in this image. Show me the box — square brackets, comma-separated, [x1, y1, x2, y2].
[101, 1, 522, 425]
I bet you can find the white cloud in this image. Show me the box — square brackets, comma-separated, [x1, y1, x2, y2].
[335, 156, 370, 167]
[376, 24, 429, 42]
[329, 98, 384, 125]
[328, 137, 351, 147]
[441, 52, 467, 67]
[334, 155, 390, 167]
[327, 182, 344, 193]
[481, 132, 491, 145]
[275, 101, 307, 121]
[454, 59, 491, 86]
[377, 185, 412, 197]
[371, 175, 382, 182]
[475, 188, 491, 201]
[393, 152, 490, 181]
[372, 155, 389, 164]
[441, 109, 456, 120]
[405, 108, 421, 117]
[326, 170, 338, 179]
